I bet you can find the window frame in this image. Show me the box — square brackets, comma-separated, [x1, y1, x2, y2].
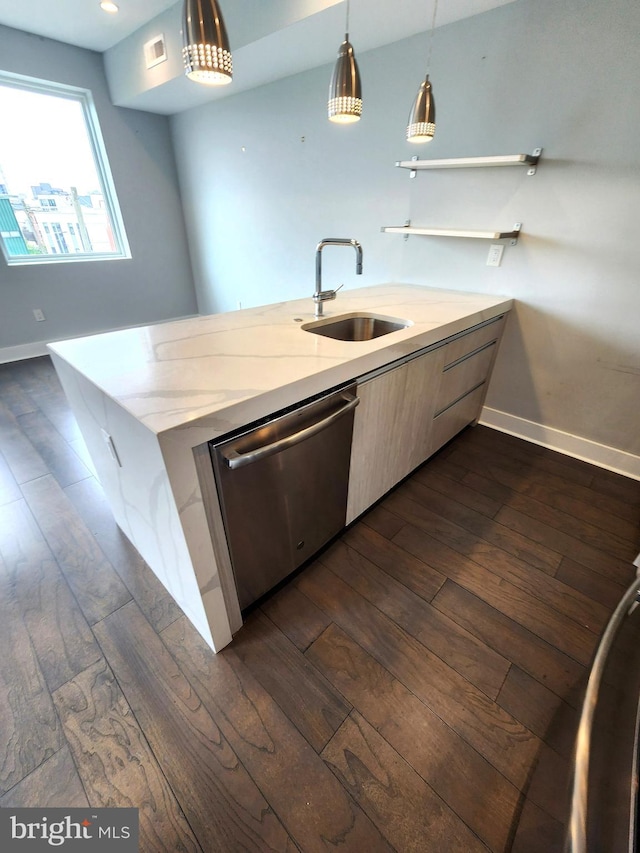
[0, 71, 131, 266]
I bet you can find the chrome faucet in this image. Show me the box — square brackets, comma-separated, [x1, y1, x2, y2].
[314, 238, 363, 317]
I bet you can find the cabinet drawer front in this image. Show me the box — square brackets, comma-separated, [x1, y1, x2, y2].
[435, 343, 496, 414]
[430, 385, 487, 454]
[441, 315, 505, 367]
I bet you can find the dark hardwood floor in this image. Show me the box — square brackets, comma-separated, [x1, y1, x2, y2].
[1, 356, 639, 851]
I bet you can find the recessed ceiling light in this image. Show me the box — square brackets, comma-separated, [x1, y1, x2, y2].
[100, 1, 119, 13]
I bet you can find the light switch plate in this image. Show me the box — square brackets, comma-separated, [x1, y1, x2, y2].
[486, 244, 504, 267]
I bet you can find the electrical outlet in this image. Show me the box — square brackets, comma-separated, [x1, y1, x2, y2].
[486, 244, 504, 267]
[33, 308, 46, 321]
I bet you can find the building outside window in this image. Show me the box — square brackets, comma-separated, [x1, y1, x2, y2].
[0, 71, 130, 265]
[51, 222, 68, 254]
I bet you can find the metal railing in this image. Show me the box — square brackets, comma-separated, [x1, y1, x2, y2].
[567, 576, 640, 852]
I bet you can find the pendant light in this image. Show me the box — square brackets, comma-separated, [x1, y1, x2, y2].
[182, 0, 232, 86]
[328, 0, 362, 123]
[407, 0, 438, 143]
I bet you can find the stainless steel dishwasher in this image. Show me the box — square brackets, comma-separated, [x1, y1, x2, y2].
[210, 384, 359, 610]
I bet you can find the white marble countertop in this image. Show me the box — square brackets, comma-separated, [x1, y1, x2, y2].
[48, 283, 512, 438]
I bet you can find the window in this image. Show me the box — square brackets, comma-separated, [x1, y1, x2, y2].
[0, 72, 130, 265]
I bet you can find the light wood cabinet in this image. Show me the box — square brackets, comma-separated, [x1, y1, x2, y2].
[439, 315, 506, 366]
[346, 347, 443, 523]
[428, 314, 506, 456]
[346, 314, 506, 523]
[434, 343, 498, 415]
[429, 384, 487, 452]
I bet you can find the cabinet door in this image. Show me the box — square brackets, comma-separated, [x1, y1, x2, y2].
[434, 343, 497, 414]
[346, 348, 443, 523]
[429, 384, 487, 454]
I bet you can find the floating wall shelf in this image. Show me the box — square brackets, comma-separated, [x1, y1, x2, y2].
[397, 148, 542, 177]
[382, 223, 522, 245]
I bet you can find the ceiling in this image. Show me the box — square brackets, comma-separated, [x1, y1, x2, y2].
[0, 0, 518, 114]
[0, 0, 516, 55]
[0, 1, 178, 52]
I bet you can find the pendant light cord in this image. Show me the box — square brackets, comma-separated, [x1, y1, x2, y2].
[345, 0, 351, 35]
[426, 0, 439, 73]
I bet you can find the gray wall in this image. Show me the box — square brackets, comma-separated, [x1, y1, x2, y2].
[171, 0, 640, 462]
[0, 25, 197, 357]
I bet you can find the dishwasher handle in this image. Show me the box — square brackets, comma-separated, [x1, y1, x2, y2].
[221, 392, 359, 469]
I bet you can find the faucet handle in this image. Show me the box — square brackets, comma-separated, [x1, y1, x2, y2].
[314, 288, 339, 304]
[325, 283, 344, 300]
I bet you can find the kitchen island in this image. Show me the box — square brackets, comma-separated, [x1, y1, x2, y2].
[48, 283, 512, 651]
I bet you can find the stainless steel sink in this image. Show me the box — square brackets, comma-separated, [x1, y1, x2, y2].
[302, 312, 411, 341]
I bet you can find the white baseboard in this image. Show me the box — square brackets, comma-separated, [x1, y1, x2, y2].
[0, 341, 49, 363]
[480, 406, 640, 482]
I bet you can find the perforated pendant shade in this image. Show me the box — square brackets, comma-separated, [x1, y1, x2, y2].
[406, 75, 435, 142]
[328, 36, 362, 123]
[182, 0, 232, 85]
